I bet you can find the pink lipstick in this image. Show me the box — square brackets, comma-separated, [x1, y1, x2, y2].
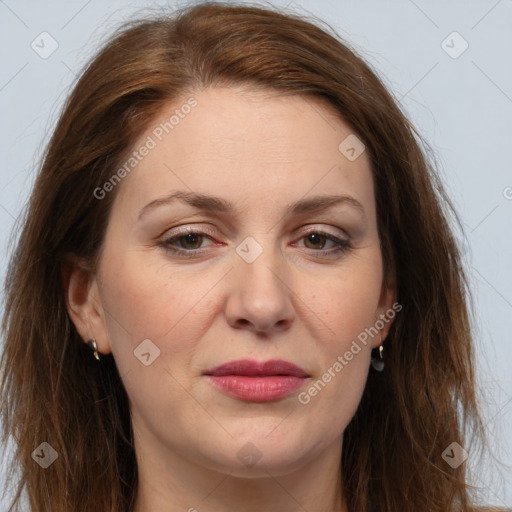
[204, 359, 309, 402]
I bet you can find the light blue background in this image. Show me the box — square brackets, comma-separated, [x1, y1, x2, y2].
[1, 0, 511, 508]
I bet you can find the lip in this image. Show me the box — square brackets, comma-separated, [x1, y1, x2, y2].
[203, 359, 310, 402]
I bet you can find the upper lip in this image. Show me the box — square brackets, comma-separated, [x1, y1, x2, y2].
[204, 359, 309, 378]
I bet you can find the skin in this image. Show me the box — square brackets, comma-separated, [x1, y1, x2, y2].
[66, 85, 396, 512]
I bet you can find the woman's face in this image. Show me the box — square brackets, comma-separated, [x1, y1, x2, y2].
[76, 85, 395, 476]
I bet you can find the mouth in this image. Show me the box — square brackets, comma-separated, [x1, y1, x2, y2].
[203, 359, 310, 402]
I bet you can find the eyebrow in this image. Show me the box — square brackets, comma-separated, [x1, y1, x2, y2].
[137, 190, 366, 222]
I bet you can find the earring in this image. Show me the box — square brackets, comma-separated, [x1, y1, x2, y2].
[371, 338, 384, 372]
[87, 338, 100, 361]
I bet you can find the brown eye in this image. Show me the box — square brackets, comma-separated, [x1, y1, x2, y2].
[160, 228, 217, 257]
[303, 232, 328, 250]
[294, 229, 352, 259]
[176, 233, 204, 250]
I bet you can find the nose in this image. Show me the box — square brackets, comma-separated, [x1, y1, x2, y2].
[224, 242, 295, 336]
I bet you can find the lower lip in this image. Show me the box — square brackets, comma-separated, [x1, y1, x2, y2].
[207, 375, 307, 402]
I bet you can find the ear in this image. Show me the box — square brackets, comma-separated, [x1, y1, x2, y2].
[373, 274, 398, 349]
[62, 256, 112, 355]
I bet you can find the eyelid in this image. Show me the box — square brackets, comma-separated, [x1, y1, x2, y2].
[298, 224, 349, 240]
[159, 223, 352, 260]
[161, 222, 348, 239]
[291, 228, 351, 254]
[160, 224, 348, 245]
[159, 223, 217, 240]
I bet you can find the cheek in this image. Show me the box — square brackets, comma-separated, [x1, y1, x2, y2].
[300, 353, 370, 451]
[310, 259, 383, 350]
[97, 256, 214, 432]
[102, 251, 186, 332]
[98, 252, 224, 375]
[295, 257, 382, 429]
[297, 284, 374, 444]
[98, 218, 187, 338]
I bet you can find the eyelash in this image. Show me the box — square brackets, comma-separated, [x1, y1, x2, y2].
[159, 226, 352, 259]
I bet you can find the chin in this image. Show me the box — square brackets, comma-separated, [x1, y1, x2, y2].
[194, 432, 322, 478]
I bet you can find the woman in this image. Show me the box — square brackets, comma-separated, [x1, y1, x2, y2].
[0, 2, 500, 511]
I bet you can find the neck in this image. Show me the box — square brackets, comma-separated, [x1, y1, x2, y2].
[132, 435, 348, 512]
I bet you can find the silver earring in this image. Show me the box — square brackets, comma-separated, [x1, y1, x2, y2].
[87, 338, 100, 361]
[371, 340, 384, 372]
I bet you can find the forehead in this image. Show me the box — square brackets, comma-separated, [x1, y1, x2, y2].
[111, 86, 375, 222]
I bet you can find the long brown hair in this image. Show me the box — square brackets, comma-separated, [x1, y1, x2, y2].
[1, 2, 489, 510]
